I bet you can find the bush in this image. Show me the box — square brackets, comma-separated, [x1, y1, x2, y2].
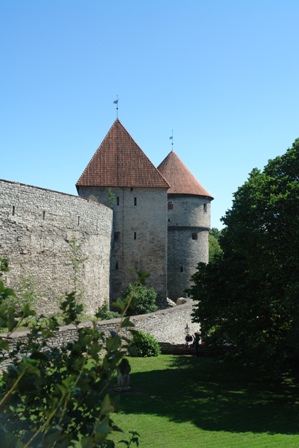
[121, 283, 158, 316]
[130, 331, 161, 357]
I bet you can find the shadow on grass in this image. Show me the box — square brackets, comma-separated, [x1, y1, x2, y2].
[111, 355, 299, 435]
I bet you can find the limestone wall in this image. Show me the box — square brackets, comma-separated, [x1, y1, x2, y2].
[0, 299, 198, 370]
[0, 180, 113, 315]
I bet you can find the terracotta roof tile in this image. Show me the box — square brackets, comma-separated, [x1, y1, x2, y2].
[76, 119, 169, 189]
[157, 151, 213, 198]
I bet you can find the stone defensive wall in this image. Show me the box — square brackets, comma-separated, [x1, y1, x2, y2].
[0, 299, 199, 369]
[0, 179, 113, 316]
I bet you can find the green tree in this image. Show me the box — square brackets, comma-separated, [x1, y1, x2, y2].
[208, 229, 222, 262]
[188, 139, 299, 369]
[209, 227, 222, 241]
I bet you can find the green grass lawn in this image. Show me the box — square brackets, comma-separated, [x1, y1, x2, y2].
[108, 355, 299, 448]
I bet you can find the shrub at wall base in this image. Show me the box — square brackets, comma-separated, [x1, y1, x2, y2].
[130, 330, 161, 357]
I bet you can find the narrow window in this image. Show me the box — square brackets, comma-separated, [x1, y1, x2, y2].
[131, 188, 134, 191]
[43, 211, 46, 220]
[135, 261, 138, 270]
[168, 201, 174, 210]
[114, 231, 120, 241]
[115, 261, 118, 270]
[12, 206, 15, 216]
[78, 216, 80, 226]
[168, 218, 171, 222]
[134, 232, 137, 240]
[180, 266, 184, 273]
[117, 197, 120, 206]
[134, 197, 137, 206]
[203, 204, 207, 213]
[192, 233, 198, 240]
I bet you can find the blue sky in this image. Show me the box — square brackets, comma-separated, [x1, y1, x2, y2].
[1, 1, 299, 229]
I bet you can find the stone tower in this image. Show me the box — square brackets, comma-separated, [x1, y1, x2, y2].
[76, 119, 170, 306]
[158, 151, 213, 300]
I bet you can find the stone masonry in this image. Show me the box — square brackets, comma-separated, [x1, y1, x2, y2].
[77, 186, 168, 306]
[0, 179, 112, 316]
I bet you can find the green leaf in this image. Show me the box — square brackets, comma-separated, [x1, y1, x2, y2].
[100, 394, 115, 417]
[55, 383, 68, 398]
[112, 298, 126, 312]
[106, 335, 121, 352]
[7, 309, 17, 332]
[0, 338, 9, 351]
[80, 436, 95, 448]
[21, 303, 36, 318]
[0, 424, 25, 448]
[94, 418, 111, 441]
[120, 317, 135, 329]
[42, 430, 64, 448]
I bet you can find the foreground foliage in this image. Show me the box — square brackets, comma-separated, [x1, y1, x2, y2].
[0, 259, 138, 447]
[188, 139, 299, 369]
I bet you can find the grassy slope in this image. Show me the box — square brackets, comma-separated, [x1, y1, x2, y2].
[109, 355, 299, 448]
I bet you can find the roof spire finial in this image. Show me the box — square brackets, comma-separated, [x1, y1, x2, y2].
[113, 95, 119, 118]
[169, 130, 173, 151]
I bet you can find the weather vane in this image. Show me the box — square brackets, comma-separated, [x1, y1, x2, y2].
[169, 130, 173, 151]
[113, 95, 119, 118]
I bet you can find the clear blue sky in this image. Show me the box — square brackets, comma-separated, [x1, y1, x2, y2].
[1, 1, 299, 229]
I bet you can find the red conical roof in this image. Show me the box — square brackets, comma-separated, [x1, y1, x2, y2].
[76, 119, 169, 189]
[158, 151, 213, 198]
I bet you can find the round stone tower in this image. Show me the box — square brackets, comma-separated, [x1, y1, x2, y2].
[158, 151, 213, 300]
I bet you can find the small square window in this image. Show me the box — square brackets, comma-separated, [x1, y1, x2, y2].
[114, 232, 120, 241]
[168, 201, 174, 210]
[203, 204, 207, 212]
[192, 233, 198, 240]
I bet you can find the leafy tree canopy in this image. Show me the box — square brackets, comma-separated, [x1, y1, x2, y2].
[209, 227, 222, 241]
[188, 139, 299, 369]
[208, 230, 222, 262]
